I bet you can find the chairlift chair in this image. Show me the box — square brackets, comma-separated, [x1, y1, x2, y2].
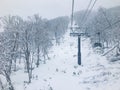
[93, 42, 102, 48]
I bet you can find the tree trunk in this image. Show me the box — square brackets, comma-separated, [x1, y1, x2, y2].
[24, 30, 31, 83]
[14, 58, 17, 71]
[8, 59, 12, 74]
[36, 46, 40, 67]
[4, 70, 14, 90]
[9, 33, 18, 74]
[25, 50, 31, 83]
[43, 54, 46, 64]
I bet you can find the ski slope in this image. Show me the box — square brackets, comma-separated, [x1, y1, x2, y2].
[12, 31, 120, 90]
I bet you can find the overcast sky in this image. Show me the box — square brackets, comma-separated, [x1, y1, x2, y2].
[0, 0, 120, 19]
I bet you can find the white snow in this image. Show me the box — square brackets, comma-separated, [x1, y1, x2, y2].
[11, 31, 120, 90]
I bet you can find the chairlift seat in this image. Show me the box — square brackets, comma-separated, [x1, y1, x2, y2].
[93, 42, 102, 48]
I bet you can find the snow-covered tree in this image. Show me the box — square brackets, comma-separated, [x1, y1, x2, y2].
[0, 32, 15, 90]
[47, 16, 69, 45]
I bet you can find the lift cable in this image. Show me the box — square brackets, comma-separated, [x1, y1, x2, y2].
[71, 0, 75, 32]
[80, 0, 93, 26]
[82, 0, 98, 26]
[100, 8, 112, 28]
[91, 19, 120, 37]
[102, 19, 120, 31]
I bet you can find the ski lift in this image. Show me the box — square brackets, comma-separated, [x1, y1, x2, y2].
[70, 23, 80, 36]
[93, 32, 102, 48]
[93, 42, 102, 48]
[70, 22, 87, 37]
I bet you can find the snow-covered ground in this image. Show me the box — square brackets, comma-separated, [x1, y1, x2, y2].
[12, 31, 120, 90]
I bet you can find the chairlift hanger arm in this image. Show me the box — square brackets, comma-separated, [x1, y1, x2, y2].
[70, 32, 88, 37]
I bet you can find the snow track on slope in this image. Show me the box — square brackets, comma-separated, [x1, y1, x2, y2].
[13, 31, 120, 90]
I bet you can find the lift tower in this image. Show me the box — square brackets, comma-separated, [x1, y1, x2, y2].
[70, 0, 87, 65]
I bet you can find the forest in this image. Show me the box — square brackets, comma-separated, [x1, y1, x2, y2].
[0, 5, 120, 90]
[0, 14, 69, 90]
[74, 6, 120, 48]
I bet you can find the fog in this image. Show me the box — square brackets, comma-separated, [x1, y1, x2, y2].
[0, 0, 120, 19]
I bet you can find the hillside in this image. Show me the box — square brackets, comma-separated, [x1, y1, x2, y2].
[11, 31, 120, 90]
